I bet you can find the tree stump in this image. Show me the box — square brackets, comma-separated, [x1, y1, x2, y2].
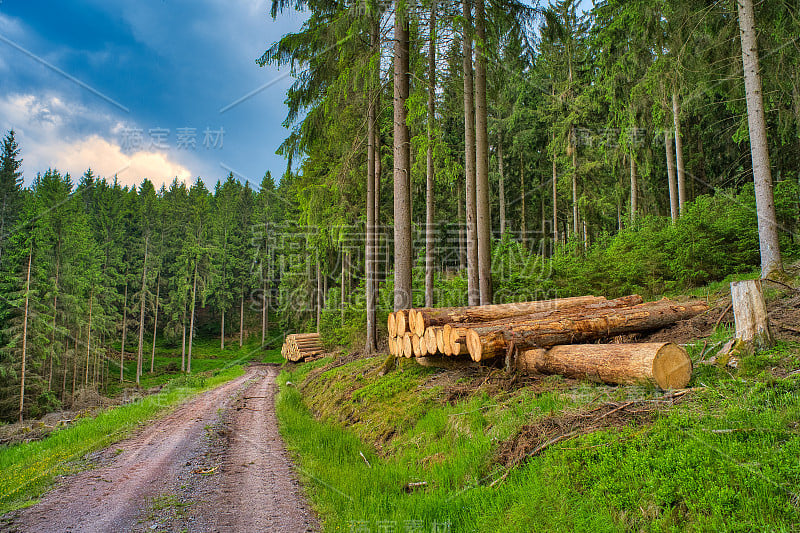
[730, 279, 772, 350]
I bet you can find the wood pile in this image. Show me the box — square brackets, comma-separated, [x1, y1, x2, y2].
[282, 333, 323, 362]
[386, 295, 709, 389]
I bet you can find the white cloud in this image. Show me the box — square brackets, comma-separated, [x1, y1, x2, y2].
[0, 92, 193, 188]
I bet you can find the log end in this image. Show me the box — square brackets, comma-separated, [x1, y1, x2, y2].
[652, 343, 693, 389]
[388, 312, 397, 338]
[396, 311, 407, 336]
[402, 333, 413, 358]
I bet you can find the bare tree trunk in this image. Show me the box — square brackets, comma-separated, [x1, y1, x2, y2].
[630, 151, 638, 222]
[262, 274, 269, 346]
[737, 0, 783, 277]
[424, 0, 437, 309]
[474, 0, 492, 305]
[520, 159, 528, 248]
[188, 261, 198, 373]
[393, 1, 413, 310]
[239, 289, 244, 348]
[72, 327, 78, 399]
[552, 148, 558, 246]
[120, 281, 127, 382]
[181, 309, 186, 372]
[220, 311, 225, 351]
[316, 258, 322, 333]
[457, 182, 466, 270]
[463, 0, 479, 307]
[665, 128, 678, 222]
[365, 16, 379, 353]
[18, 246, 32, 422]
[150, 274, 160, 373]
[136, 235, 148, 385]
[673, 90, 686, 214]
[340, 248, 346, 326]
[571, 127, 579, 240]
[85, 290, 93, 388]
[498, 137, 506, 235]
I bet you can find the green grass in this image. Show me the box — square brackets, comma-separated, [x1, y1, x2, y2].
[0, 365, 245, 515]
[276, 340, 800, 532]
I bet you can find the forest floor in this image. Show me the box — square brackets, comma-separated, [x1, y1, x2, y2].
[3, 364, 317, 533]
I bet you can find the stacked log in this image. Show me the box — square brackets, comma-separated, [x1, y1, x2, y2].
[282, 333, 323, 362]
[385, 294, 708, 389]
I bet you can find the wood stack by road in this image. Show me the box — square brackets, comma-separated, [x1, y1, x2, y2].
[282, 333, 323, 362]
[386, 295, 708, 389]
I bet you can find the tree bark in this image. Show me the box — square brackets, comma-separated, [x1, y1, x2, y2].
[474, 0, 492, 305]
[181, 309, 186, 372]
[665, 128, 679, 222]
[552, 143, 558, 246]
[463, 0, 479, 307]
[188, 260, 198, 373]
[393, 1, 413, 311]
[364, 25, 378, 352]
[220, 311, 225, 351]
[411, 294, 607, 333]
[737, 0, 783, 277]
[136, 235, 148, 385]
[516, 342, 692, 390]
[239, 291, 244, 348]
[520, 159, 527, 248]
[571, 127, 579, 240]
[120, 280, 127, 382]
[18, 246, 31, 422]
[424, 0, 437, 309]
[86, 290, 93, 387]
[316, 258, 322, 333]
[630, 151, 638, 222]
[465, 299, 708, 361]
[731, 279, 773, 349]
[150, 274, 160, 373]
[457, 182, 466, 270]
[673, 90, 686, 214]
[498, 137, 506, 235]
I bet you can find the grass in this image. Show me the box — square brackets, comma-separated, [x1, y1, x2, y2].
[275, 338, 800, 532]
[0, 364, 245, 515]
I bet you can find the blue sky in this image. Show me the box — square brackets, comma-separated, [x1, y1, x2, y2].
[0, 0, 305, 189]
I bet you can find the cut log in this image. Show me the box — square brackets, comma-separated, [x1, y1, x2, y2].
[516, 342, 692, 390]
[435, 327, 446, 355]
[411, 295, 607, 335]
[730, 279, 772, 349]
[388, 312, 397, 338]
[402, 333, 413, 358]
[424, 327, 439, 355]
[396, 310, 409, 337]
[388, 336, 397, 356]
[412, 334, 425, 357]
[466, 299, 709, 362]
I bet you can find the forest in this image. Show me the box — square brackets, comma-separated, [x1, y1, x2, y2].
[0, 0, 799, 426]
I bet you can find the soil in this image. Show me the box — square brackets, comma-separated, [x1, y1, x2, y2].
[3, 365, 318, 533]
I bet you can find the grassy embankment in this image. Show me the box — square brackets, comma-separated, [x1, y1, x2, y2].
[276, 290, 800, 531]
[0, 334, 283, 515]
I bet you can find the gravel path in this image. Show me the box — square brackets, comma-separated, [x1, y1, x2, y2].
[5, 365, 318, 533]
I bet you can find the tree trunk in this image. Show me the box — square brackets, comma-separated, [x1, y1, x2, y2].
[72, 327, 78, 400]
[424, 0, 437, 309]
[463, 0, 479, 307]
[520, 159, 527, 248]
[457, 182, 466, 270]
[18, 246, 31, 422]
[136, 235, 148, 385]
[340, 249, 346, 327]
[498, 137, 506, 235]
[316, 258, 322, 333]
[665, 128, 679, 222]
[411, 294, 607, 333]
[47, 260, 59, 392]
[120, 280, 127, 382]
[86, 290, 93, 387]
[630, 151, 638, 222]
[465, 299, 708, 361]
[150, 274, 160, 373]
[737, 0, 783, 277]
[239, 291, 244, 348]
[516, 342, 692, 390]
[365, 15, 379, 353]
[221, 311, 225, 351]
[474, 0, 492, 305]
[731, 279, 773, 349]
[188, 261, 198, 373]
[181, 310, 186, 372]
[263, 275, 269, 347]
[393, 1, 413, 311]
[673, 90, 686, 214]
[571, 127, 579, 240]
[552, 144, 558, 246]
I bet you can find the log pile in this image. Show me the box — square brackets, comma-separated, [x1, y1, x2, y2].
[282, 333, 323, 362]
[386, 295, 708, 389]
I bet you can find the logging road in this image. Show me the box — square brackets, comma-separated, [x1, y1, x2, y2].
[6, 365, 318, 533]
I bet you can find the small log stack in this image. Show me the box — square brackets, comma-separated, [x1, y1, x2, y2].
[282, 333, 323, 362]
[386, 294, 708, 389]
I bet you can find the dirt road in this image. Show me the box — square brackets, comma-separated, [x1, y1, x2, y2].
[5, 365, 318, 533]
